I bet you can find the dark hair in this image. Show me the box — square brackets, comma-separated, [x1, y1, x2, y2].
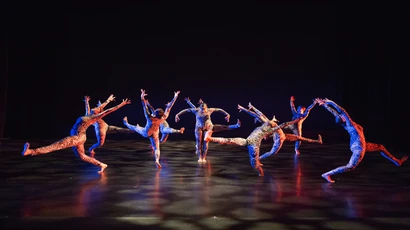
[154, 108, 164, 118]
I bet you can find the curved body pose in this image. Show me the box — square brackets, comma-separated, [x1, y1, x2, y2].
[205, 103, 300, 176]
[22, 97, 131, 173]
[258, 100, 322, 160]
[146, 100, 184, 144]
[286, 96, 317, 155]
[123, 89, 179, 168]
[85, 95, 134, 157]
[175, 98, 239, 163]
[316, 98, 408, 183]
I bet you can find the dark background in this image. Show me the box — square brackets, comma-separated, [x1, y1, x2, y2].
[2, 3, 409, 151]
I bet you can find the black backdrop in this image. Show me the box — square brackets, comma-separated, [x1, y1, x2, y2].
[3, 3, 409, 151]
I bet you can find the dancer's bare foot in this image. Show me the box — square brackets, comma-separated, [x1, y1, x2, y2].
[318, 134, 323, 144]
[90, 149, 96, 158]
[202, 158, 207, 163]
[399, 156, 408, 166]
[321, 174, 335, 183]
[98, 163, 108, 174]
[179, 127, 185, 134]
[236, 119, 241, 128]
[123, 116, 128, 124]
[198, 158, 203, 163]
[295, 149, 300, 155]
[22, 142, 31, 156]
[257, 167, 264, 177]
[156, 161, 162, 168]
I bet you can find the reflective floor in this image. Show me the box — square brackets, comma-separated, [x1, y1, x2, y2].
[1, 139, 409, 229]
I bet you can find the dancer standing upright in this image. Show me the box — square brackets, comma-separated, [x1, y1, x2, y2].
[285, 96, 318, 155]
[175, 98, 239, 163]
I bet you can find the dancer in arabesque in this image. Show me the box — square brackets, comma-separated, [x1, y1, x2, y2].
[22, 97, 131, 173]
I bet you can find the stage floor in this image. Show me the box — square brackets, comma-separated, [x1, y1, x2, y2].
[0, 139, 409, 230]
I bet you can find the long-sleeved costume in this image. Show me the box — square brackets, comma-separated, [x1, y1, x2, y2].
[317, 98, 408, 183]
[205, 103, 300, 176]
[123, 90, 179, 168]
[22, 99, 130, 173]
[256, 101, 322, 160]
[175, 98, 239, 163]
[285, 96, 318, 155]
[145, 100, 184, 144]
[85, 96, 134, 157]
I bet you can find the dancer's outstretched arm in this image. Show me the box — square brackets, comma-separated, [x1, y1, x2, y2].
[185, 97, 196, 108]
[175, 108, 196, 122]
[302, 99, 317, 116]
[322, 98, 353, 124]
[275, 117, 302, 131]
[146, 100, 156, 114]
[84, 96, 91, 116]
[247, 103, 269, 122]
[238, 104, 268, 123]
[98, 94, 115, 110]
[163, 91, 180, 119]
[210, 108, 230, 122]
[290, 96, 298, 116]
[92, 99, 131, 120]
[140, 89, 151, 119]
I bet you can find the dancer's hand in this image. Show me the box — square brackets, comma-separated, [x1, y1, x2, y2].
[184, 97, 190, 102]
[122, 98, 131, 105]
[107, 94, 115, 102]
[248, 102, 254, 109]
[315, 98, 325, 106]
[175, 115, 180, 122]
[174, 91, 180, 97]
[238, 104, 246, 112]
[84, 96, 90, 102]
[225, 115, 230, 122]
[290, 96, 295, 101]
[141, 89, 147, 99]
[198, 98, 204, 104]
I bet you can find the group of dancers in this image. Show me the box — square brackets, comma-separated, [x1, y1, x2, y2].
[21, 89, 408, 183]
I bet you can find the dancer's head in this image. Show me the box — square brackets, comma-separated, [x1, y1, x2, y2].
[297, 106, 306, 114]
[153, 108, 165, 118]
[199, 102, 208, 112]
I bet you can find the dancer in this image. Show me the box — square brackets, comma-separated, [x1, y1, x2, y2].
[145, 100, 185, 144]
[22, 97, 131, 173]
[205, 103, 301, 176]
[175, 98, 238, 163]
[315, 98, 408, 183]
[286, 96, 318, 155]
[84, 94, 134, 157]
[123, 89, 179, 168]
[185, 97, 241, 133]
[257, 101, 322, 160]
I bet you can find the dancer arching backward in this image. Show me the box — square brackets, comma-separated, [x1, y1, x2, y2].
[22, 97, 131, 173]
[316, 98, 408, 183]
[285, 96, 318, 155]
[175, 98, 238, 163]
[205, 103, 301, 176]
[256, 101, 322, 160]
[145, 100, 184, 144]
[123, 89, 180, 168]
[84, 94, 134, 157]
